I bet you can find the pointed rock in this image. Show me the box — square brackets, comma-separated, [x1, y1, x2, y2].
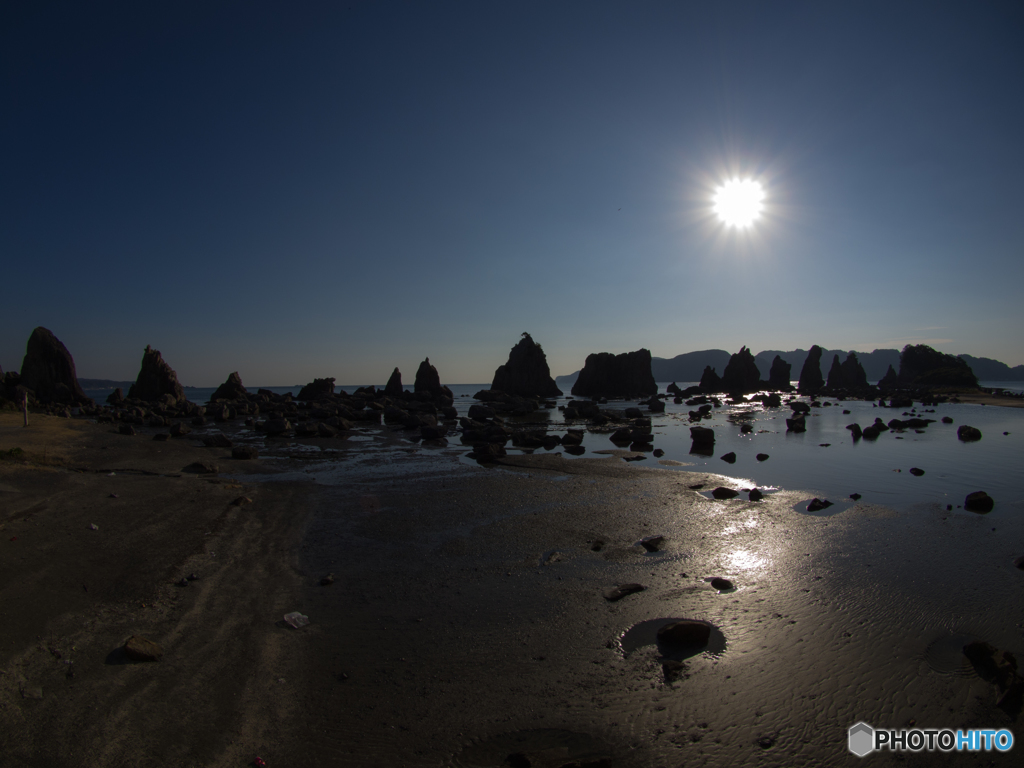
[490, 333, 562, 398]
[128, 346, 185, 403]
[18, 327, 91, 405]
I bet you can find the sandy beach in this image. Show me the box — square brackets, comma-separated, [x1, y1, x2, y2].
[2, 412, 1022, 767]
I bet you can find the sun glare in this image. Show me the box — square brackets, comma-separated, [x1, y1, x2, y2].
[713, 179, 764, 228]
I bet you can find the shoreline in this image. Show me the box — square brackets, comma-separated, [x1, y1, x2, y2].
[3, 413, 1023, 766]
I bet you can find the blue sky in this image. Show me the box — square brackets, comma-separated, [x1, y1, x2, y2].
[3, 1, 1022, 385]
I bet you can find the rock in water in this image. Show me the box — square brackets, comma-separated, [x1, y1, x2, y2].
[786, 414, 806, 432]
[571, 349, 657, 399]
[720, 452, 736, 463]
[657, 620, 711, 648]
[211, 371, 247, 401]
[957, 425, 982, 442]
[699, 365, 722, 393]
[384, 367, 404, 396]
[909, 467, 925, 476]
[825, 354, 845, 390]
[124, 635, 163, 662]
[128, 345, 186, 403]
[964, 491, 994, 513]
[18, 327, 91, 405]
[710, 577, 734, 591]
[807, 498, 833, 512]
[297, 377, 335, 400]
[106, 387, 124, 406]
[490, 333, 562, 398]
[878, 364, 898, 391]
[711, 487, 739, 499]
[897, 344, 978, 389]
[767, 355, 792, 390]
[797, 345, 825, 395]
[839, 351, 869, 390]
[720, 346, 762, 394]
[232, 445, 258, 460]
[414, 358, 451, 399]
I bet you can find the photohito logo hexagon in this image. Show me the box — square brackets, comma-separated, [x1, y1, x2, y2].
[848, 722, 874, 757]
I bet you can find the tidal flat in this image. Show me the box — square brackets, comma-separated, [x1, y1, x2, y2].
[1, 408, 1022, 767]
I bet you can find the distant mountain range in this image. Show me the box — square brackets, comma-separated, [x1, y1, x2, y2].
[555, 349, 1024, 387]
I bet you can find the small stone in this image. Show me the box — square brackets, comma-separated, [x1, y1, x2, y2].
[957, 425, 982, 442]
[710, 577, 734, 591]
[124, 635, 163, 662]
[590, 539, 606, 552]
[807, 498, 833, 512]
[909, 467, 925, 476]
[748, 488, 763, 501]
[640, 535, 665, 552]
[604, 583, 645, 601]
[758, 736, 776, 749]
[756, 453, 769, 462]
[320, 573, 335, 586]
[720, 452, 737, 463]
[850, 493, 862, 501]
[941, 416, 953, 424]
[711, 487, 739, 500]
[652, 448, 664, 457]
[231, 445, 259, 460]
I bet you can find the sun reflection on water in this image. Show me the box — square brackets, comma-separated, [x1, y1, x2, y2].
[728, 548, 768, 571]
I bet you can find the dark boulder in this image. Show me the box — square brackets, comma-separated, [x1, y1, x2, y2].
[878, 364, 898, 391]
[211, 372, 247, 401]
[128, 346, 186, 404]
[384, 367, 404, 397]
[840, 352, 869, 390]
[490, 333, 562, 398]
[909, 467, 925, 476]
[711, 487, 738, 499]
[689, 426, 715, 455]
[720, 452, 736, 464]
[699, 365, 722, 394]
[297, 378, 335, 400]
[756, 453, 769, 461]
[720, 346, 762, 394]
[797, 345, 825, 395]
[897, 344, 978, 389]
[786, 414, 806, 432]
[957, 425, 982, 442]
[767, 355, 792, 390]
[807, 498, 833, 512]
[18, 327, 91, 405]
[710, 577, 733, 591]
[106, 387, 124, 406]
[571, 349, 657, 399]
[964, 491, 994, 513]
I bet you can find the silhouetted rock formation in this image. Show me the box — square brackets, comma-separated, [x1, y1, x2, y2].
[297, 378, 335, 400]
[211, 372, 247, 401]
[414, 358, 452, 400]
[839, 352, 869, 390]
[720, 346, 762, 394]
[878, 364, 898, 390]
[699, 366, 722, 393]
[767, 355, 792, 390]
[491, 333, 562, 398]
[825, 355, 844, 390]
[18, 327, 91, 405]
[798, 345, 825, 395]
[571, 349, 657, 399]
[897, 344, 978, 388]
[128, 346, 185, 403]
[384, 367, 403, 397]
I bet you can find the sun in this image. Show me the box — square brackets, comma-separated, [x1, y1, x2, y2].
[713, 179, 764, 228]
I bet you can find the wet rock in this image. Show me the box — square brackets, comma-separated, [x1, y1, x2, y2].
[202, 433, 233, 448]
[652, 448, 664, 457]
[807, 498, 833, 512]
[657, 620, 711, 648]
[604, 583, 645, 601]
[861, 424, 881, 439]
[740, 423, 753, 433]
[786, 415, 806, 432]
[182, 461, 218, 474]
[232, 445, 258, 460]
[699, 365, 722, 393]
[957, 425, 982, 442]
[850, 493, 862, 500]
[564, 445, 586, 455]
[18, 327, 92, 405]
[489, 333, 562, 398]
[846, 423, 862, 439]
[639, 535, 665, 552]
[767, 355, 792, 390]
[964, 491, 994, 513]
[297, 378, 335, 401]
[317, 422, 338, 438]
[124, 635, 163, 662]
[720, 452, 736, 464]
[941, 416, 954, 424]
[909, 467, 925, 476]
[263, 418, 292, 436]
[211, 371, 248, 401]
[471, 443, 507, 462]
[689, 426, 715, 455]
[756, 453, 769, 462]
[748, 488, 763, 501]
[710, 577, 733, 591]
[128, 345, 185, 403]
[711, 487, 738, 500]
[572, 348, 658, 399]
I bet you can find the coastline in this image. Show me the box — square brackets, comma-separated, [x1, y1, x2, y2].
[3, 414, 1022, 766]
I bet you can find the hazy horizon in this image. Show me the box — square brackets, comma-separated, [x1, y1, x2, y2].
[4, 3, 1022, 386]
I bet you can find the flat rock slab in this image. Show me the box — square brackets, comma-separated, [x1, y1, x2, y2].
[124, 635, 163, 662]
[604, 583, 645, 602]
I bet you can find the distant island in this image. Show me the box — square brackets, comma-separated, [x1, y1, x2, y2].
[555, 349, 1024, 387]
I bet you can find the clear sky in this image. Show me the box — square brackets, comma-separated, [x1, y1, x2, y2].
[3, 1, 1022, 386]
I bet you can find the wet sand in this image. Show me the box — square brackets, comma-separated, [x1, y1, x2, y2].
[2, 413, 1023, 766]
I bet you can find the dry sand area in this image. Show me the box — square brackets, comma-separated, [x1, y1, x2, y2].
[2, 413, 1023, 767]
